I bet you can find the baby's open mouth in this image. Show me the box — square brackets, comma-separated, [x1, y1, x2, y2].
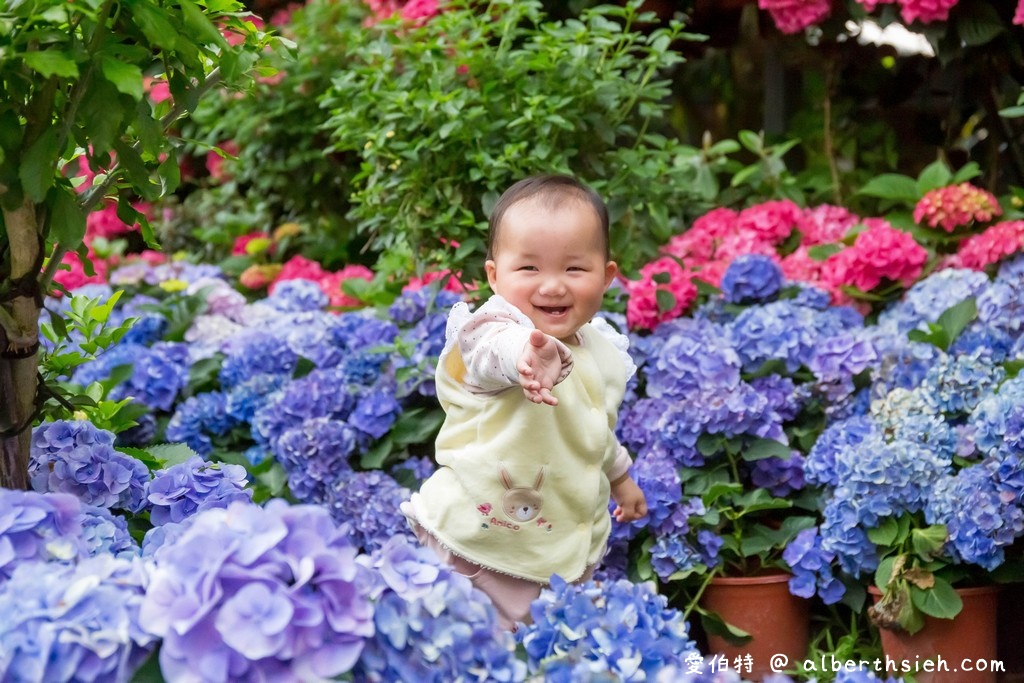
[538, 306, 568, 316]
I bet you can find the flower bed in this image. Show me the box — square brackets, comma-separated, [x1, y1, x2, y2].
[8, 176, 1024, 680]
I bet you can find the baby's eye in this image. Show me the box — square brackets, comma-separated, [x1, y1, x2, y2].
[518, 265, 538, 272]
[567, 266, 586, 272]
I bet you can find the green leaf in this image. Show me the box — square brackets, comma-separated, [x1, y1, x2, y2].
[916, 160, 953, 194]
[739, 437, 791, 462]
[955, 2, 1004, 47]
[935, 297, 977, 347]
[23, 50, 79, 78]
[179, 0, 230, 48]
[737, 129, 762, 153]
[911, 524, 948, 560]
[128, 0, 180, 51]
[699, 608, 751, 644]
[910, 577, 962, 620]
[146, 442, 199, 467]
[807, 243, 842, 261]
[868, 516, 901, 547]
[48, 186, 87, 248]
[856, 174, 919, 203]
[655, 288, 676, 314]
[1000, 105, 1024, 119]
[99, 56, 144, 101]
[19, 128, 60, 202]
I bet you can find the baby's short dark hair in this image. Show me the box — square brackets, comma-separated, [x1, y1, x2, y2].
[486, 174, 610, 260]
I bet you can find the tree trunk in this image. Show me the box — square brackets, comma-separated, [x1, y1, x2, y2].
[1, 197, 42, 490]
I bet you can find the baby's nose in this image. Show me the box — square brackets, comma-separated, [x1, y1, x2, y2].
[538, 276, 567, 295]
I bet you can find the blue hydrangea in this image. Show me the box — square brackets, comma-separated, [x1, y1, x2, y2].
[388, 288, 461, 325]
[144, 261, 223, 285]
[727, 302, 821, 374]
[139, 500, 374, 681]
[165, 391, 241, 456]
[925, 464, 1024, 571]
[0, 554, 154, 682]
[867, 337, 942, 398]
[349, 388, 403, 441]
[970, 376, 1024, 455]
[876, 268, 989, 335]
[29, 420, 149, 513]
[115, 341, 191, 411]
[520, 576, 699, 681]
[976, 279, 1024, 336]
[809, 334, 877, 385]
[322, 470, 414, 554]
[721, 254, 783, 304]
[330, 312, 400, 352]
[251, 366, 359, 449]
[225, 372, 288, 423]
[750, 453, 806, 497]
[645, 318, 741, 399]
[918, 351, 1005, 415]
[267, 278, 328, 311]
[219, 329, 298, 389]
[394, 309, 449, 397]
[274, 418, 357, 503]
[947, 323, 1014, 362]
[354, 536, 525, 683]
[782, 527, 845, 604]
[115, 411, 157, 447]
[0, 489, 84, 581]
[78, 505, 138, 559]
[146, 456, 252, 526]
[390, 456, 436, 487]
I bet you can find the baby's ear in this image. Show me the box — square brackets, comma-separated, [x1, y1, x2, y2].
[485, 260, 498, 289]
[603, 261, 619, 289]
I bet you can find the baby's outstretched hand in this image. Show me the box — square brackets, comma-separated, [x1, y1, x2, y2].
[610, 474, 647, 524]
[517, 329, 562, 406]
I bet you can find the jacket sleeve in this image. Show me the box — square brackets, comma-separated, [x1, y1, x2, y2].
[452, 297, 573, 394]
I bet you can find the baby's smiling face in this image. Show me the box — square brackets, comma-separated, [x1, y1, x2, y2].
[485, 196, 617, 343]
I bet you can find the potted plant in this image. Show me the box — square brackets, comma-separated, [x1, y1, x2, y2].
[793, 263, 1024, 681]
[612, 251, 877, 675]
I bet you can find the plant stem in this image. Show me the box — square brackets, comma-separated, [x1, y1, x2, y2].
[682, 566, 720, 622]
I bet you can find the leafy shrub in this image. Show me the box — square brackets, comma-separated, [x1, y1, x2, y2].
[320, 0, 713, 281]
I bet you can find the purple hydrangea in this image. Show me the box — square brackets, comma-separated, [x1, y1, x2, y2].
[918, 350, 1005, 415]
[165, 391, 241, 457]
[140, 500, 375, 681]
[721, 254, 783, 304]
[349, 388, 403, 441]
[29, 420, 149, 513]
[323, 470, 414, 554]
[387, 288, 461, 325]
[117, 341, 191, 411]
[750, 453, 806, 497]
[146, 456, 252, 526]
[353, 536, 525, 682]
[782, 527, 845, 604]
[520, 576, 699, 681]
[274, 418, 357, 503]
[0, 554, 154, 682]
[0, 489, 84, 581]
[78, 505, 138, 559]
[267, 278, 328, 312]
[218, 329, 298, 389]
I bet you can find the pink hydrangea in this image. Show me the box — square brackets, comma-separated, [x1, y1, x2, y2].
[86, 202, 138, 240]
[240, 264, 282, 290]
[690, 259, 729, 288]
[899, 0, 959, 24]
[270, 255, 328, 291]
[952, 221, 1024, 270]
[913, 182, 1002, 232]
[624, 257, 698, 331]
[713, 230, 780, 265]
[144, 77, 171, 105]
[1016, 0, 1024, 25]
[780, 245, 827, 284]
[759, 0, 832, 34]
[735, 199, 804, 245]
[797, 204, 860, 245]
[821, 218, 927, 293]
[690, 207, 738, 240]
[320, 265, 374, 309]
[53, 250, 108, 294]
[661, 228, 715, 262]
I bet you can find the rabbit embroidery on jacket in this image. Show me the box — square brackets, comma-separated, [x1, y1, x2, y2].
[499, 466, 544, 523]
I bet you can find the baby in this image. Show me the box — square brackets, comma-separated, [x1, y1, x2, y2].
[403, 174, 647, 630]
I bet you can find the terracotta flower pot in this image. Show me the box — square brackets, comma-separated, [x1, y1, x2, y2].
[869, 585, 999, 683]
[701, 573, 809, 679]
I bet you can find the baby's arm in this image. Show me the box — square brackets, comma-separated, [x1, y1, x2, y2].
[516, 329, 564, 406]
[610, 473, 647, 523]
